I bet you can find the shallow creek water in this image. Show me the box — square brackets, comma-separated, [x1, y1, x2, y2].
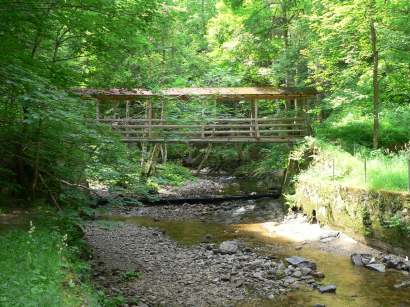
[108, 197, 410, 307]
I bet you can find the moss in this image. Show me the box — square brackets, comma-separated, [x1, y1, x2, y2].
[295, 180, 410, 251]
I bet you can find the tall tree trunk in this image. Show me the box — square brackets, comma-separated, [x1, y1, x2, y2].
[370, 13, 380, 149]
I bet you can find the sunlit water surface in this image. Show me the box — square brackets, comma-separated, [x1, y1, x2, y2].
[109, 212, 410, 307]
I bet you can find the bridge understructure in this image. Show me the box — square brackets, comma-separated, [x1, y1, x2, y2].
[78, 87, 317, 144]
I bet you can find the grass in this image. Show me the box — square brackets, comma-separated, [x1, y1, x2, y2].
[121, 270, 141, 282]
[367, 155, 409, 191]
[0, 208, 101, 307]
[297, 139, 410, 192]
[149, 162, 196, 187]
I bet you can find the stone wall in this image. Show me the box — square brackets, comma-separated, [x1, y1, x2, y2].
[295, 180, 410, 253]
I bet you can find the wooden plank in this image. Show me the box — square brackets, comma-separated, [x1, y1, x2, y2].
[117, 131, 306, 137]
[122, 137, 303, 143]
[110, 123, 306, 129]
[77, 87, 318, 102]
[97, 117, 306, 123]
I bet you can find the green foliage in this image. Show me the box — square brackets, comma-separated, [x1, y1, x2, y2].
[150, 163, 196, 186]
[298, 139, 410, 192]
[0, 64, 94, 200]
[121, 270, 142, 282]
[367, 154, 409, 191]
[252, 145, 290, 176]
[384, 214, 410, 237]
[315, 96, 410, 148]
[0, 209, 99, 307]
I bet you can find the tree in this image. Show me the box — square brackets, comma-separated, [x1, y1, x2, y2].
[369, 0, 380, 149]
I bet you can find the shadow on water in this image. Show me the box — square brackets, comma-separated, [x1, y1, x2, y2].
[218, 176, 277, 196]
[107, 213, 410, 307]
[108, 215, 240, 245]
[237, 224, 410, 307]
[105, 174, 410, 306]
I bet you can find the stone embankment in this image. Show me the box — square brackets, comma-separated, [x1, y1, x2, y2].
[295, 180, 410, 253]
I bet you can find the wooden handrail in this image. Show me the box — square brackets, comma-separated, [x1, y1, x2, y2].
[94, 115, 308, 143]
[96, 117, 305, 123]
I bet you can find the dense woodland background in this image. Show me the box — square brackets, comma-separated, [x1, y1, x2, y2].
[0, 1, 410, 305]
[1, 0, 410, 204]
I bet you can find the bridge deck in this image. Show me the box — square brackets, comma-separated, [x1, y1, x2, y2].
[79, 87, 316, 144]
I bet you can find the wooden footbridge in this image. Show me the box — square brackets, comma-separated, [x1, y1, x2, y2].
[78, 87, 317, 143]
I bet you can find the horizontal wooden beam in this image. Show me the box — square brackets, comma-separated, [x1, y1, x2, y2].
[116, 130, 305, 135]
[111, 123, 305, 129]
[122, 137, 304, 143]
[76, 87, 318, 101]
[97, 117, 305, 123]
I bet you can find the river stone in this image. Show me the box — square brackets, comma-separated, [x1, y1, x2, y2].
[286, 256, 317, 271]
[301, 267, 312, 275]
[351, 253, 364, 266]
[383, 254, 399, 265]
[283, 276, 296, 284]
[218, 240, 239, 254]
[365, 263, 386, 273]
[286, 256, 316, 270]
[351, 253, 373, 266]
[319, 284, 337, 294]
[253, 272, 264, 280]
[319, 231, 339, 240]
[393, 280, 410, 289]
[292, 270, 302, 278]
[286, 256, 306, 266]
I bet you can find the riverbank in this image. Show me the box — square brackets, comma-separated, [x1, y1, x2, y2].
[86, 176, 410, 306]
[0, 207, 101, 306]
[86, 221, 325, 306]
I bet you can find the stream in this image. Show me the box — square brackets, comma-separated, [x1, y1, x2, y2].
[88, 176, 410, 306]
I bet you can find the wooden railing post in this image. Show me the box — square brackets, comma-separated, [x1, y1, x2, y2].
[254, 100, 260, 138]
[125, 100, 130, 138]
[251, 100, 259, 138]
[147, 99, 152, 139]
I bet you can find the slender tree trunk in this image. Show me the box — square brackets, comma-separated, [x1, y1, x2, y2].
[370, 14, 380, 149]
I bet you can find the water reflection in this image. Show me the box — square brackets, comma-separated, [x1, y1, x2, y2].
[110, 215, 410, 307]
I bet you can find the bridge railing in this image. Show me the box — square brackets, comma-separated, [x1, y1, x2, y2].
[96, 117, 308, 143]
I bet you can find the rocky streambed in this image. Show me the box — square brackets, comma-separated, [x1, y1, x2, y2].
[86, 176, 410, 307]
[86, 222, 328, 306]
